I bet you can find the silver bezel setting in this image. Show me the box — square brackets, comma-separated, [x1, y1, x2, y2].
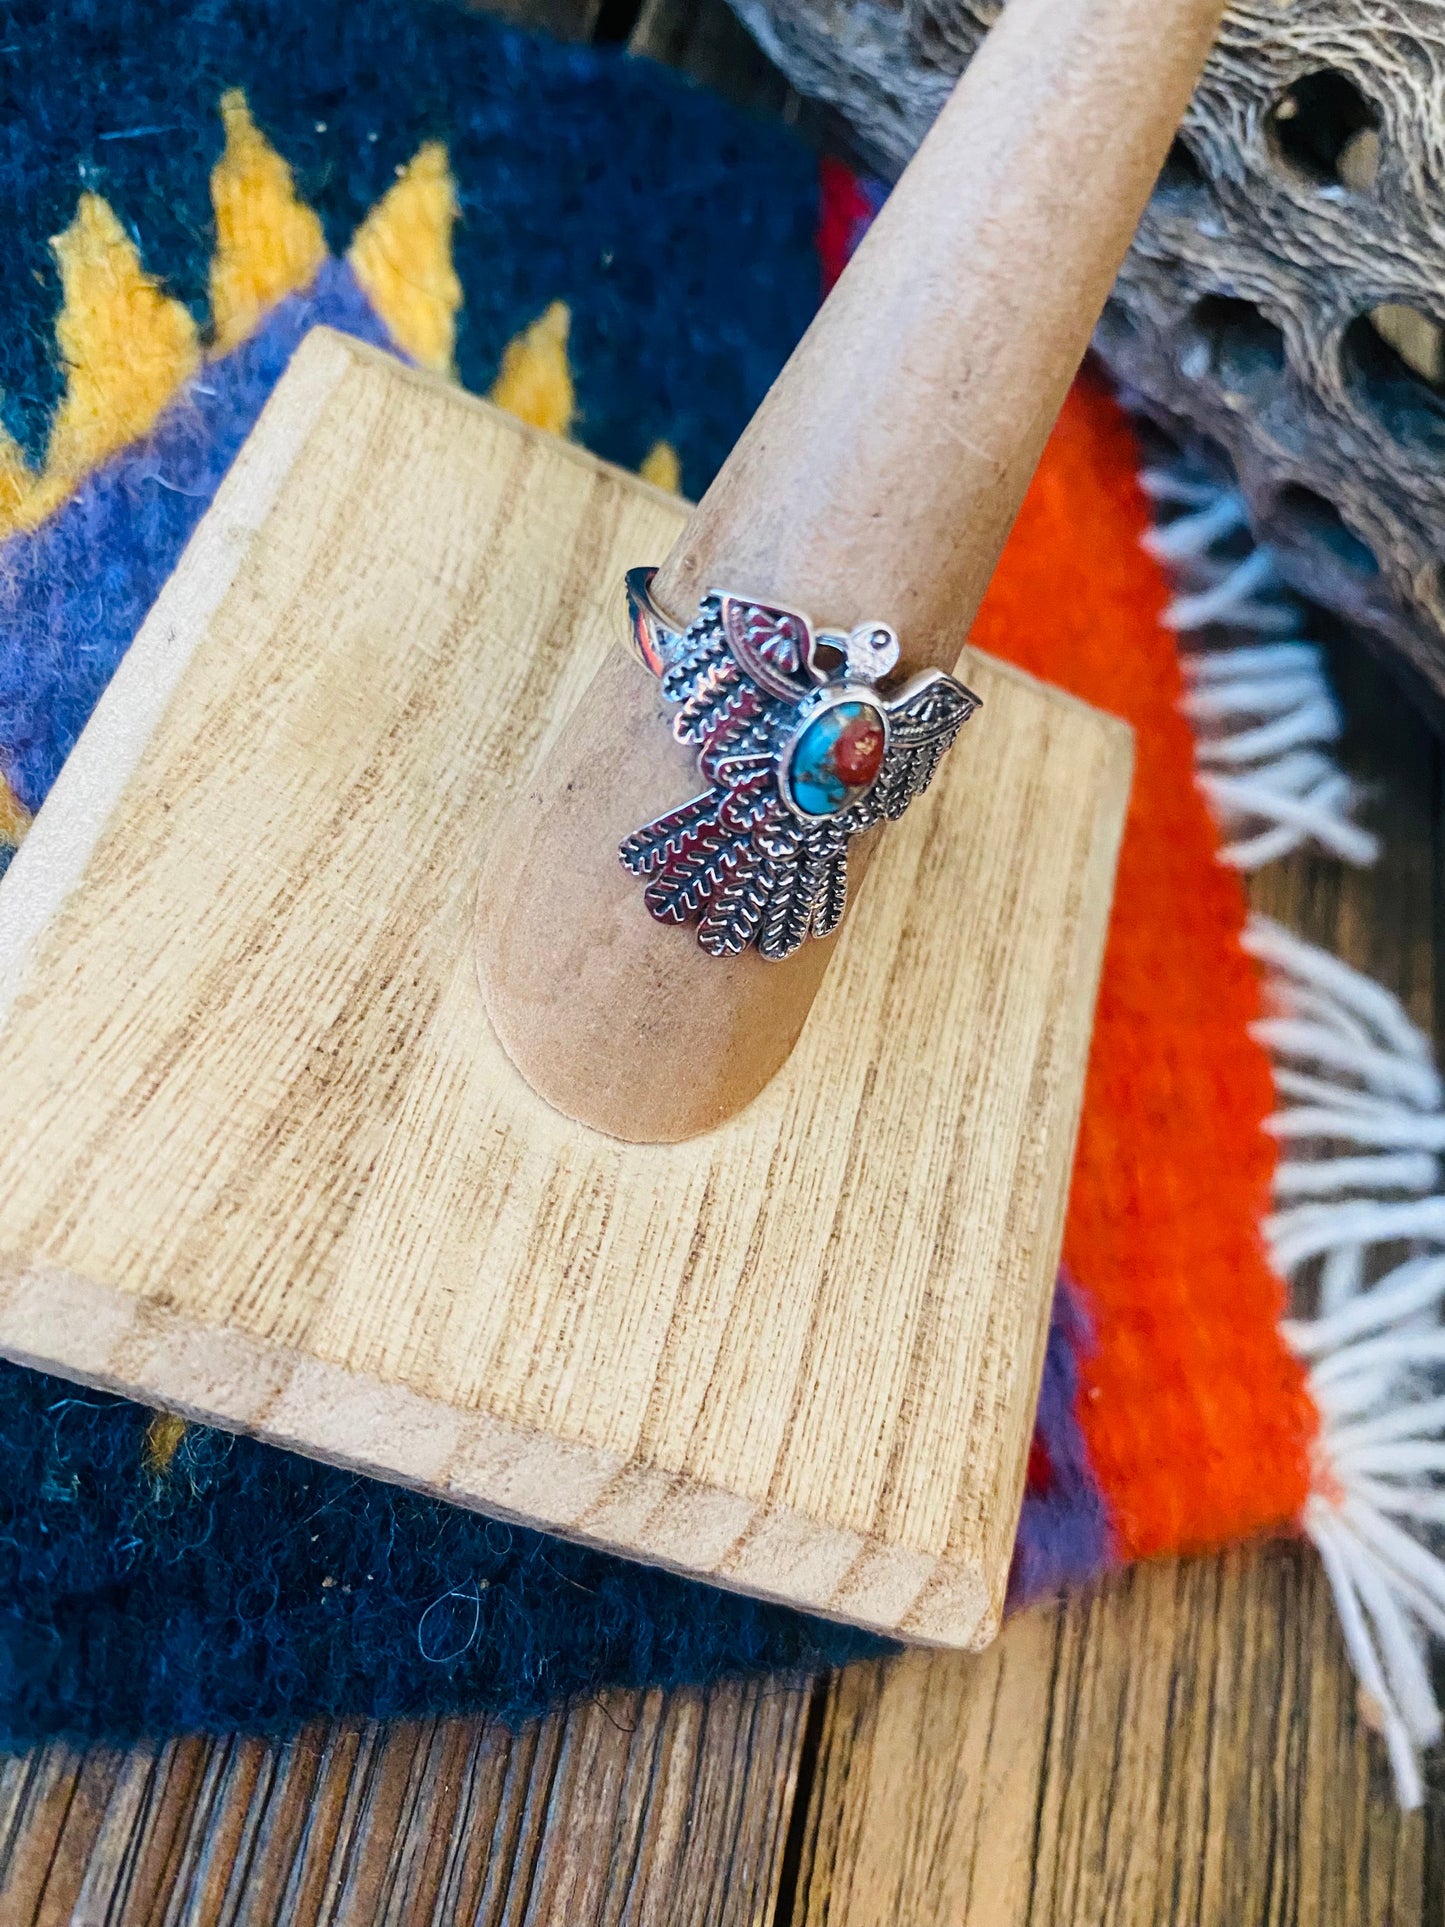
[776, 685, 891, 822]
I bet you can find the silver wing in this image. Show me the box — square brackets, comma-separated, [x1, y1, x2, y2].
[656, 592, 816, 771]
[871, 671, 982, 821]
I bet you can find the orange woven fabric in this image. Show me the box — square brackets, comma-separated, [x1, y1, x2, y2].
[975, 372, 1319, 1560]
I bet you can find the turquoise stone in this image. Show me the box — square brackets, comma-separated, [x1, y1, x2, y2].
[787, 700, 886, 816]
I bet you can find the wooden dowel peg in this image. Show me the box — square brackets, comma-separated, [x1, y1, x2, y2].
[476, 0, 1227, 1142]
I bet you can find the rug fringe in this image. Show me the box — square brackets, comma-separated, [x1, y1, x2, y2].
[1248, 914, 1445, 1808]
[1139, 464, 1378, 871]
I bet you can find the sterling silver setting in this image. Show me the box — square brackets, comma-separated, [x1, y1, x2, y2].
[619, 568, 981, 961]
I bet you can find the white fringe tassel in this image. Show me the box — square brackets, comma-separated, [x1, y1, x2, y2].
[1139, 451, 1432, 1798]
[1247, 914, 1445, 1806]
[1139, 466, 1379, 871]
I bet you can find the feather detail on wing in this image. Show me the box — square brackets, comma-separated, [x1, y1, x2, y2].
[697, 840, 776, 956]
[658, 594, 724, 699]
[659, 601, 793, 778]
[618, 791, 718, 879]
[875, 670, 981, 820]
[757, 824, 854, 962]
[714, 761, 779, 827]
[721, 596, 817, 703]
[757, 825, 816, 962]
[812, 839, 849, 939]
[672, 655, 742, 744]
[702, 717, 775, 785]
[643, 821, 736, 925]
[686, 675, 769, 756]
[624, 762, 792, 936]
[623, 783, 846, 963]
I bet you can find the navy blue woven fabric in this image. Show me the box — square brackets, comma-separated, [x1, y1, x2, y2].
[0, 1369, 877, 1742]
[0, 0, 885, 1746]
[0, 0, 817, 494]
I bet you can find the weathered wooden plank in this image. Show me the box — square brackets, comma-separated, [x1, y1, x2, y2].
[792, 1548, 1427, 1927]
[1029, 1547, 1421, 1927]
[789, 1610, 1055, 1924]
[0, 1675, 812, 1925]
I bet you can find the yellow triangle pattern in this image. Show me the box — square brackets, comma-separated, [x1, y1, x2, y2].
[488, 300, 576, 437]
[0, 200, 194, 539]
[0, 94, 671, 545]
[0, 426, 37, 531]
[639, 440, 682, 494]
[47, 196, 201, 491]
[0, 772, 33, 850]
[348, 144, 462, 375]
[209, 91, 328, 354]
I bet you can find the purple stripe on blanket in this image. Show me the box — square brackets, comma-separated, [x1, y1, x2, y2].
[1009, 1271, 1115, 1606]
[0, 258, 395, 815]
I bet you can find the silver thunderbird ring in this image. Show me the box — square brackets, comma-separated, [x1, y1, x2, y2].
[618, 568, 981, 962]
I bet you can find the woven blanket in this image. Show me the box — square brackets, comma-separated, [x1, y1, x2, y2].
[4, 0, 1445, 1807]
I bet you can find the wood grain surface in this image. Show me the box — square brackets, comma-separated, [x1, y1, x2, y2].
[2, 0, 1441, 1918]
[0, 328, 1129, 1643]
[793, 1546, 1425, 1926]
[0, 1675, 812, 1925]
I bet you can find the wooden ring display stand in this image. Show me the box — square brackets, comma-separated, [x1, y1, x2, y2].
[0, 0, 1223, 1641]
[477, 0, 1226, 1144]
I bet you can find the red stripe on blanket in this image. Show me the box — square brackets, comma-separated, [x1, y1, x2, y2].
[977, 374, 1317, 1559]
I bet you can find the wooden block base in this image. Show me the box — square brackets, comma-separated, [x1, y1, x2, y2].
[0, 331, 1130, 1643]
